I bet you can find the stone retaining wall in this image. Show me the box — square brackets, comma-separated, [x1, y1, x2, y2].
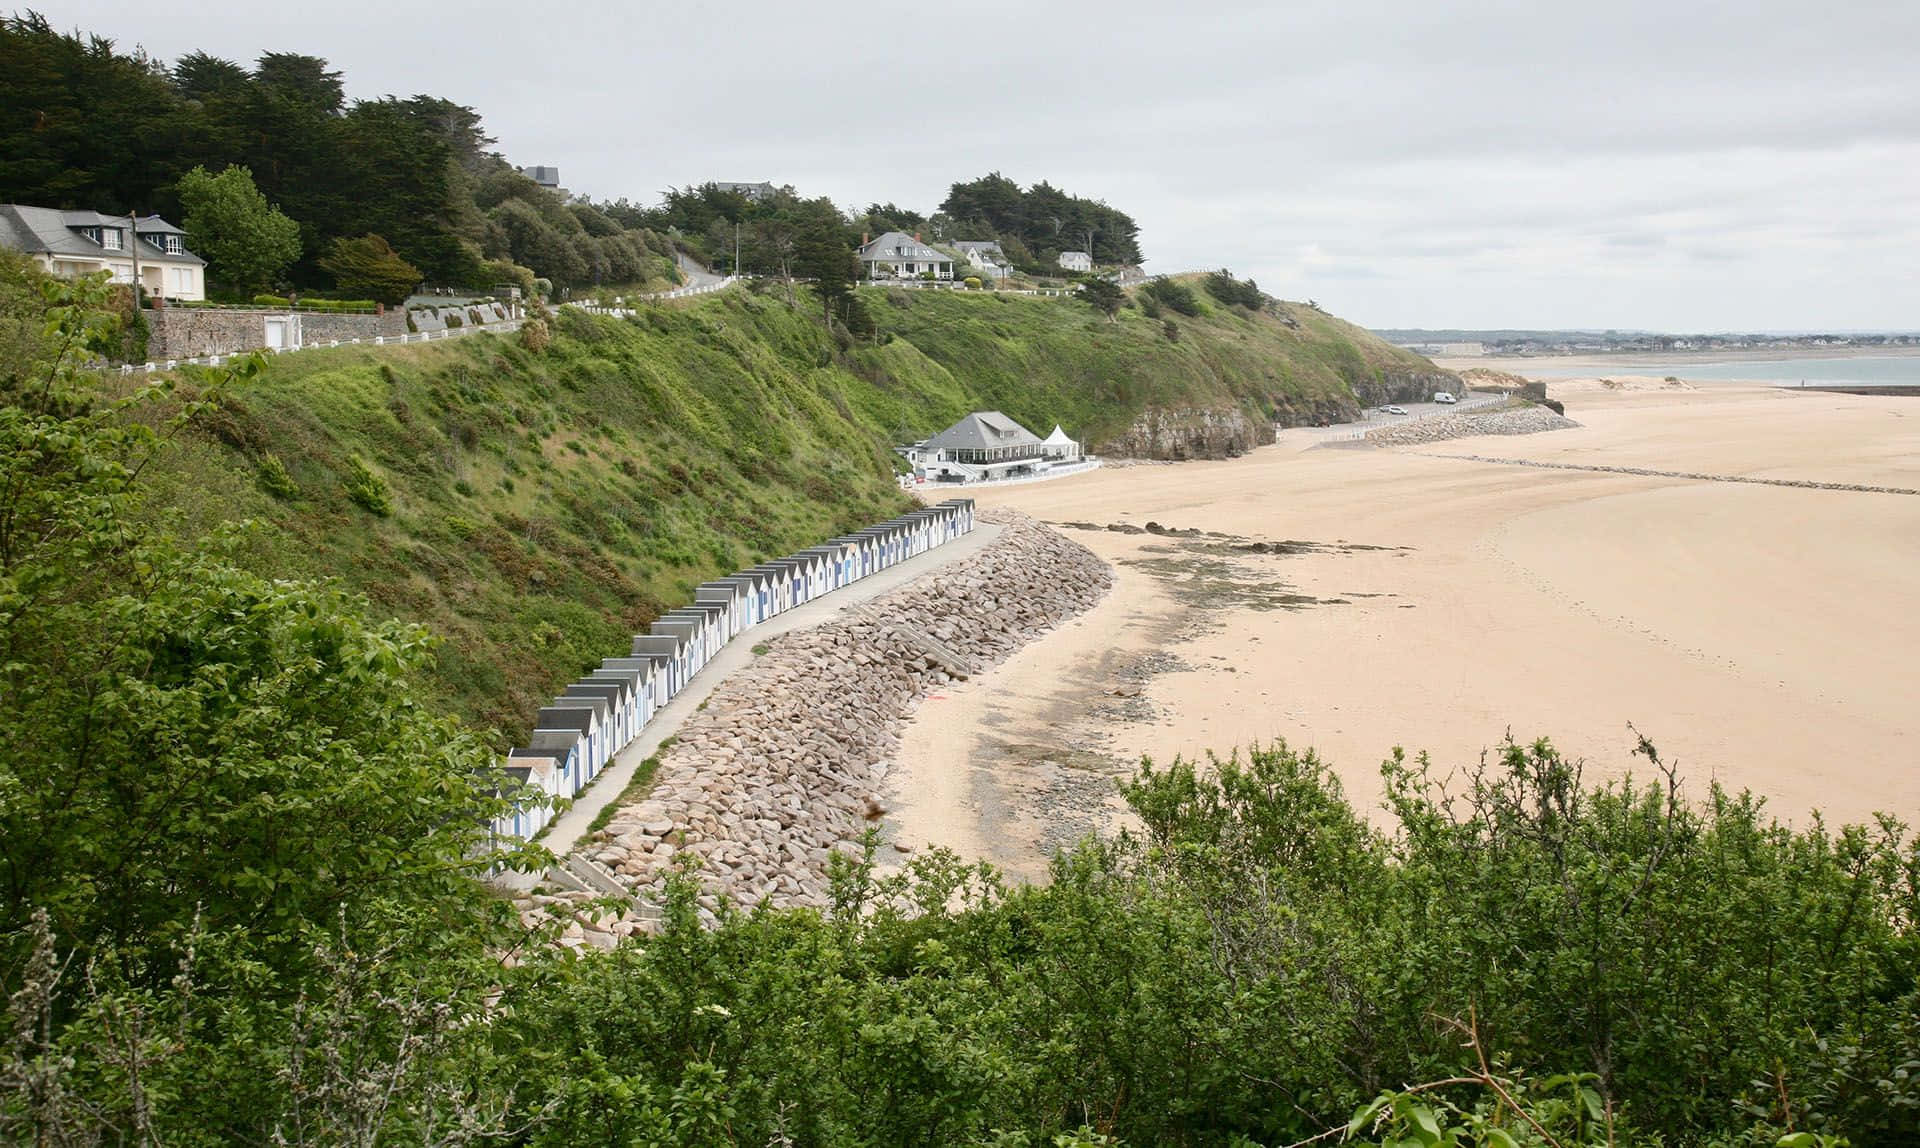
[147, 306, 406, 359]
[526, 512, 1111, 946]
[1363, 405, 1580, 447]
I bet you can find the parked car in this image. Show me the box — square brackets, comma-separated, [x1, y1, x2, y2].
[1433, 391, 1457, 404]
[1384, 404, 1408, 415]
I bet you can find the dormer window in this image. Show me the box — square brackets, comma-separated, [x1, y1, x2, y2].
[160, 234, 180, 254]
[100, 228, 122, 250]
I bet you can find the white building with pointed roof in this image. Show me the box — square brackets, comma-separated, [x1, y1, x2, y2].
[902, 411, 1097, 484]
[857, 231, 955, 281]
[1041, 424, 1081, 461]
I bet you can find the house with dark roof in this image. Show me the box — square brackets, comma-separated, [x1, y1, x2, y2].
[0, 205, 205, 300]
[910, 411, 1047, 481]
[857, 231, 954, 281]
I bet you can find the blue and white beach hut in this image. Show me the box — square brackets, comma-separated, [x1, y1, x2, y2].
[595, 659, 658, 725]
[564, 680, 635, 749]
[524, 723, 588, 797]
[538, 700, 608, 780]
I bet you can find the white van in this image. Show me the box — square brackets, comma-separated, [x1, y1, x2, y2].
[1433, 391, 1456, 404]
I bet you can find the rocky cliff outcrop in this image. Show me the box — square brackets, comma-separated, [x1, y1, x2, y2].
[1341, 370, 1463, 413]
[1097, 407, 1271, 459]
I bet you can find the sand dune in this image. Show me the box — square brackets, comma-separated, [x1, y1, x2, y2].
[886, 382, 1920, 880]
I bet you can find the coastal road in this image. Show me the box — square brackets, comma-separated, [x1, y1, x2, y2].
[1281, 391, 1505, 445]
[677, 252, 726, 289]
[499, 521, 1007, 889]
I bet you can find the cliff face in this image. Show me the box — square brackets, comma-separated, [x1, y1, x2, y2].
[1104, 407, 1271, 459]
[859, 286, 1456, 459]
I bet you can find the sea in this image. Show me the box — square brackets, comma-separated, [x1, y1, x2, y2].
[1507, 353, 1920, 388]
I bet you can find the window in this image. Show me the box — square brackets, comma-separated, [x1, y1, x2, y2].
[162, 235, 181, 254]
[99, 228, 122, 250]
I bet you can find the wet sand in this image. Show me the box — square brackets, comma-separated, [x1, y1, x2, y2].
[886, 379, 1920, 880]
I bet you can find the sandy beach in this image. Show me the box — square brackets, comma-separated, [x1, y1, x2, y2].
[885, 379, 1920, 881]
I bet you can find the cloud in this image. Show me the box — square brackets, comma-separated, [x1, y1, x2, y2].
[47, 0, 1920, 329]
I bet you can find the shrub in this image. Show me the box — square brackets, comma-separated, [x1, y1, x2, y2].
[255, 454, 298, 499]
[1202, 268, 1268, 309]
[518, 318, 550, 353]
[963, 276, 982, 290]
[252, 294, 290, 307]
[452, 479, 476, 497]
[341, 455, 392, 516]
[1142, 276, 1202, 317]
[445, 314, 463, 329]
[1139, 294, 1164, 319]
[1162, 319, 1180, 342]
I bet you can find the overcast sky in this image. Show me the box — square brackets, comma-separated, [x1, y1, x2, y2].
[48, 0, 1920, 331]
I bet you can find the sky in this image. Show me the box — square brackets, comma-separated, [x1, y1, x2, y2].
[45, 0, 1920, 331]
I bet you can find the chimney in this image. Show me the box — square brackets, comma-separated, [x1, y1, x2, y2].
[862, 232, 869, 245]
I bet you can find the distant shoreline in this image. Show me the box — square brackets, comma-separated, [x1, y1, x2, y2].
[1441, 346, 1920, 368]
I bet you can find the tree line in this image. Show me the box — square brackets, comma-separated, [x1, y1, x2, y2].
[0, 15, 680, 299]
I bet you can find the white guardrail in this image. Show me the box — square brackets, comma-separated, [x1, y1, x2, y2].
[115, 317, 530, 375]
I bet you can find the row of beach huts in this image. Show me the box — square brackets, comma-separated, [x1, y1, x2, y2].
[491, 498, 977, 842]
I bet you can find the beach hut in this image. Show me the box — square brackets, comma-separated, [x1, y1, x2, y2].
[695, 582, 748, 637]
[665, 603, 727, 665]
[633, 631, 691, 698]
[493, 754, 561, 841]
[606, 656, 668, 721]
[596, 659, 659, 725]
[563, 680, 635, 750]
[734, 569, 774, 623]
[524, 724, 587, 797]
[537, 701, 607, 782]
[649, 618, 706, 680]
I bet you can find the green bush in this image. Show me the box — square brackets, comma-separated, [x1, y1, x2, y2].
[255, 453, 298, 499]
[518, 318, 550, 353]
[252, 293, 290, 307]
[963, 276, 982, 290]
[1142, 276, 1202, 317]
[445, 314, 463, 329]
[341, 455, 392, 516]
[1202, 268, 1268, 309]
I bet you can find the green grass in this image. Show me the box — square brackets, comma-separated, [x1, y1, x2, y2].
[583, 736, 676, 836]
[853, 282, 1450, 445]
[140, 285, 1447, 746]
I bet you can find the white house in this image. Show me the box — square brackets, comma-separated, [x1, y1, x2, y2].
[914, 410, 1048, 483]
[857, 231, 954, 280]
[953, 240, 1009, 280]
[0, 204, 206, 301]
[1057, 250, 1093, 273]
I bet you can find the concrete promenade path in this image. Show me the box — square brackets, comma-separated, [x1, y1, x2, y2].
[500, 522, 1006, 889]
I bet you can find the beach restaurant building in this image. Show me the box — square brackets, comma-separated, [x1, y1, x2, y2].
[907, 411, 1083, 484]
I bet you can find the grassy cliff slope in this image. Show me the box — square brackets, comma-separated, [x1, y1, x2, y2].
[143, 285, 1447, 739]
[147, 299, 913, 739]
[857, 283, 1453, 452]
